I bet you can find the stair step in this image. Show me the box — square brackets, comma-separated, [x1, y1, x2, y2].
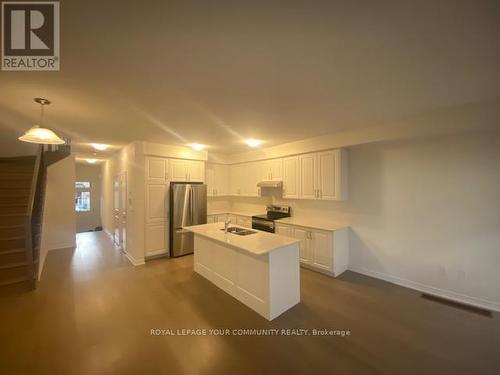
[0, 204, 27, 215]
[0, 172, 33, 179]
[0, 195, 29, 205]
[0, 179, 33, 189]
[0, 156, 36, 162]
[0, 236, 25, 250]
[0, 225, 25, 237]
[0, 263, 29, 282]
[0, 249, 26, 265]
[0, 261, 27, 270]
[0, 188, 30, 197]
[0, 276, 31, 287]
[0, 214, 27, 226]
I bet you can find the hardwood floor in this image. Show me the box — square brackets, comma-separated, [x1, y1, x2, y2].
[1, 231, 498, 374]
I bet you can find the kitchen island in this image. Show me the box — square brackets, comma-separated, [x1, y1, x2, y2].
[185, 223, 300, 320]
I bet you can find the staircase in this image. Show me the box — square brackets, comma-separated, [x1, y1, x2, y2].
[0, 156, 36, 291]
[0, 141, 71, 293]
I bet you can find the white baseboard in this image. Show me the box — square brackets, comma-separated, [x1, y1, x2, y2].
[48, 243, 76, 251]
[125, 252, 145, 266]
[348, 266, 500, 313]
[145, 249, 169, 257]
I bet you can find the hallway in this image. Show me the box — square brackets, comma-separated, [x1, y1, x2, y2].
[0, 231, 499, 374]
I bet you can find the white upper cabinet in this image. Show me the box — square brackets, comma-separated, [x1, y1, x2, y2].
[261, 159, 283, 181]
[230, 163, 259, 196]
[282, 156, 299, 199]
[186, 160, 205, 182]
[146, 157, 169, 184]
[169, 159, 205, 182]
[230, 164, 242, 195]
[298, 153, 317, 199]
[217, 149, 347, 200]
[317, 150, 338, 200]
[206, 163, 215, 196]
[298, 149, 347, 201]
[206, 163, 229, 197]
[246, 162, 261, 196]
[170, 159, 187, 181]
[214, 164, 229, 195]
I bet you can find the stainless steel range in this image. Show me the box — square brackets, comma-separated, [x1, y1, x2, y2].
[251, 205, 291, 233]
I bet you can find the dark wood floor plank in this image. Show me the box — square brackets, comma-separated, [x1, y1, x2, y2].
[0, 231, 498, 375]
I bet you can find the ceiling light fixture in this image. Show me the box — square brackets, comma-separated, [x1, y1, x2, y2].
[86, 159, 98, 164]
[190, 143, 206, 151]
[18, 98, 65, 145]
[91, 143, 109, 151]
[244, 139, 262, 148]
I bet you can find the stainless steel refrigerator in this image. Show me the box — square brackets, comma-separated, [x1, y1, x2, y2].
[169, 182, 207, 257]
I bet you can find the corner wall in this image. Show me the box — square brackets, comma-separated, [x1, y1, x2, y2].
[39, 155, 76, 279]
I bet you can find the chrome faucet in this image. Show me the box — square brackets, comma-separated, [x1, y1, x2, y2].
[224, 219, 231, 233]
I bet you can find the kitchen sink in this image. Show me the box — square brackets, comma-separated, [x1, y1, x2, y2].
[220, 227, 257, 236]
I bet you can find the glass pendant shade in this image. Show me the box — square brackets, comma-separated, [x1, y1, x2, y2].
[18, 125, 65, 145]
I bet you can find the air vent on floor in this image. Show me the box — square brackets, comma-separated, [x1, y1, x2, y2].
[420, 293, 492, 317]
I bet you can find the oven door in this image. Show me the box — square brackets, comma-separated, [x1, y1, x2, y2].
[252, 217, 275, 233]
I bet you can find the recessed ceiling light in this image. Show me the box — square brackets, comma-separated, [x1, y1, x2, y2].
[86, 159, 98, 164]
[190, 143, 206, 151]
[244, 139, 262, 148]
[91, 143, 109, 151]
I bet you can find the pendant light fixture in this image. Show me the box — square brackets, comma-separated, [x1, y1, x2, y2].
[18, 98, 65, 145]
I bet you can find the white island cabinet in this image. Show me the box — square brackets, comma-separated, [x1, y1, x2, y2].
[185, 223, 301, 321]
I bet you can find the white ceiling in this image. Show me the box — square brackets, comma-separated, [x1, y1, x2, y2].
[1, 0, 499, 157]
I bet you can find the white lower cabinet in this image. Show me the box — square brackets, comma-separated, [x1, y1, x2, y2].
[145, 223, 168, 257]
[275, 223, 349, 277]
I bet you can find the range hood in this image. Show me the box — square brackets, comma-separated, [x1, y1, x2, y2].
[257, 180, 283, 188]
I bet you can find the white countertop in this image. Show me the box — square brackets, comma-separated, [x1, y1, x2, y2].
[184, 223, 299, 255]
[207, 211, 263, 217]
[276, 217, 349, 232]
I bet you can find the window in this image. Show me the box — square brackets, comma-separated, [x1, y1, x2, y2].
[75, 181, 91, 212]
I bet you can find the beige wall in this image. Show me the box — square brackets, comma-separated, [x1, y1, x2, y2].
[75, 163, 102, 232]
[227, 130, 500, 310]
[39, 155, 76, 279]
